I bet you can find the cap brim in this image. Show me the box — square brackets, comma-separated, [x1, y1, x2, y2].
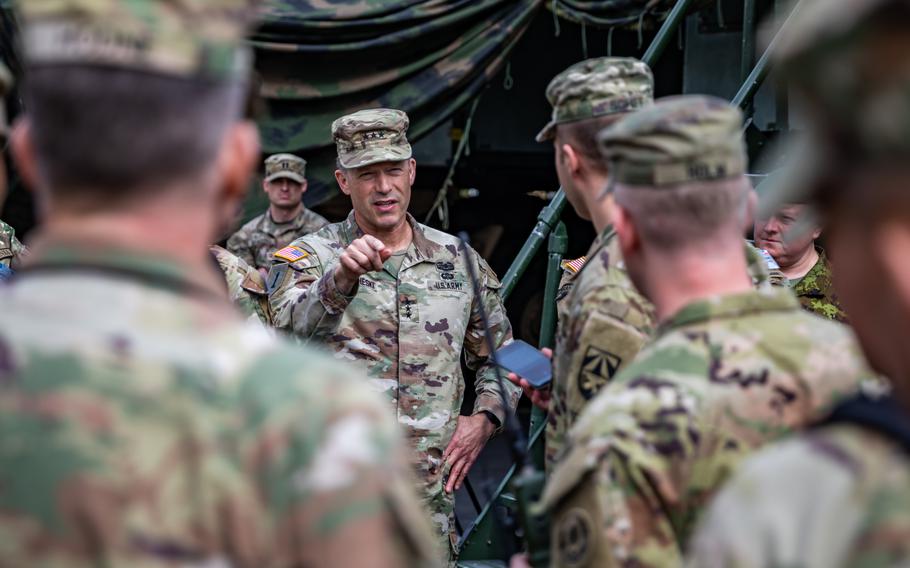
[339, 144, 413, 169]
[535, 121, 557, 143]
[265, 172, 306, 184]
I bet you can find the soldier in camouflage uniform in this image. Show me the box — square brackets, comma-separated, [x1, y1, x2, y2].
[0, 1, 437, 566]
[689, 2, 910, 566]
[531, 57, 657, 473]
[227, 153, 328, 272]
[0, 61, 27, 278]
[268, 108, 521, 562]
[753, 173, 847, 323]
[540, 96, 871, 568]
[211, 245, 273, 326]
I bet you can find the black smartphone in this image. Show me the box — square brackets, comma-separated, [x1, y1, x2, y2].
[495, 340, 552, 389]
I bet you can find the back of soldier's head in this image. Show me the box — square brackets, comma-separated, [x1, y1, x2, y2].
[768, 0, 910, 220]
[598, 95, 751, 251]
[538, 57, 654, 172]
[16, 0, 259, 204]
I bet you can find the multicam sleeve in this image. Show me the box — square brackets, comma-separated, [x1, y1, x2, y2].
[244, 351, 438, 567]
[463, 254, 521, 427]
[226, 229, 256, 268]
[267, 249, 355, 339]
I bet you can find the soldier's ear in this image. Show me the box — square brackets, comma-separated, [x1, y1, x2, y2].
[614, 202, 640, 259]
[335, 169, 351, 195]
[408, 158, 416, 185]
[219, 121, 260, 204]
[9, 117, 39, 193]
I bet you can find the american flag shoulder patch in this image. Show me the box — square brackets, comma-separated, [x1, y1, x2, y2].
[561, 256, 587, 275]
[273, 245, 309, 263]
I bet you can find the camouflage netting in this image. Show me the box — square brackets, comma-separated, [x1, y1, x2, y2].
[253, 0, 543, 207]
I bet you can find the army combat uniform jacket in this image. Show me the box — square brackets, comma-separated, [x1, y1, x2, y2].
[227, 207, 328, 270]
[542, 288, 870, 568]
[0, 243, 436, 567]
[268, 212, 521, 552]
[547, 236, 782, 473]
[211, 244, 273, 326]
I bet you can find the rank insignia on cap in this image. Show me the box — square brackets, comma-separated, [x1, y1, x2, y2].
[561, 256, 587, 275]
[273, 246, 309, 263]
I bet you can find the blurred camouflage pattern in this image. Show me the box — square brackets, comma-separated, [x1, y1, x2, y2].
[543, 288, 871, 567]
[211, 244, 273, 326]
[0, 219, 26, 271]
[536, 57, 653, 142]
[252, 0, 542, 205]
[227, 207, 329, 269]
[599, 95, 747, 188]
[547, 0, 715, 28]
[0, 243, 438, 566]
[333, 108, 412, 169]
[792, 247, 848, 324]
[265, 153, 307, 183]
[16, 0, 259, 81]
[267, 211, 521, 558]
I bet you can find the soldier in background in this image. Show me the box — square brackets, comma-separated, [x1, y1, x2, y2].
[0, 0, 436, 566]
[753, 177, 847, 322]
[0, 61, 26, 277]
[268, 108, 521, 563]
[541, 96, 870, 567]
[228, 153, 328, 275]
[689, 1, 910, 565]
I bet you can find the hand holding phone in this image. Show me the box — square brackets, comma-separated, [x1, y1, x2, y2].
[496, 340, 552, 389]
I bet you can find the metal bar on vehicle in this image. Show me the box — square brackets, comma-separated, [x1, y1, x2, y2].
[642, 0, 696, 66]
[500, 189, 567, 301]
[741, 0, 757, 82]
[732, 0, 803, 111]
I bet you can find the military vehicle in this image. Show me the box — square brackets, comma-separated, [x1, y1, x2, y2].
[0, 0, 798, 564]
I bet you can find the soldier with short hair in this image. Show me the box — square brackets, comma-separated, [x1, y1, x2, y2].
[0, 1, 436, 566]
[540, 95, 870, 567]
[689, 1, 910, 565]
[227, 153, 328, 273]
[268, 108, 521, 562]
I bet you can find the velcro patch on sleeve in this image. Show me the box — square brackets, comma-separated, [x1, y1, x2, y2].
[273, 245, 309, 263]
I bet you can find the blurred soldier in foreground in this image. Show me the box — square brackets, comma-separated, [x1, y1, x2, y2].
[210, 244, 273, 326]
[0, 1, 435, 566]
[228, 153, 328, 275]
[532, 57, 657, 473]
[0, 62, 27, 278]
[540, 96, 870, 567]
[753, 174, 847, 322]
[690, 1, 910, 565]
[268, 108, 521, 562]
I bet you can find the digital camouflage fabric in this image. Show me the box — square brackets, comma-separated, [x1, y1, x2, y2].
[548, 236, 786, 473]
[267, 211, 521, 558]
[211, 245, 273, 326]
[252, 0, 541, 205]
[0, 244, 438, 567]
[793, 247, 848, 324]
[542, 289, 871, 567]
[16, 0, 258, 81]
[536, 57, 653, 142]
[227, 207, 329, 270]
[0, 219, 26, 271]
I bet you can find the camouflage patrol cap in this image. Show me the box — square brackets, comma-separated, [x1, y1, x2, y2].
[0, 62, 11, 140]
[536, 57, 654, 143]
[761, 0, 910, 210]
[332, 108, 412, 169]
[598, 95, 746, 192]
[265, 153, 306, 183]
[15, 0, 260, 81]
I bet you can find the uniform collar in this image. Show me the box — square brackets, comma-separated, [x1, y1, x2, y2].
[795, 246, 831, 298]
[260, 207, 308, 235]
[659, 288, 800, 334]
[17, 241, 228, 301]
